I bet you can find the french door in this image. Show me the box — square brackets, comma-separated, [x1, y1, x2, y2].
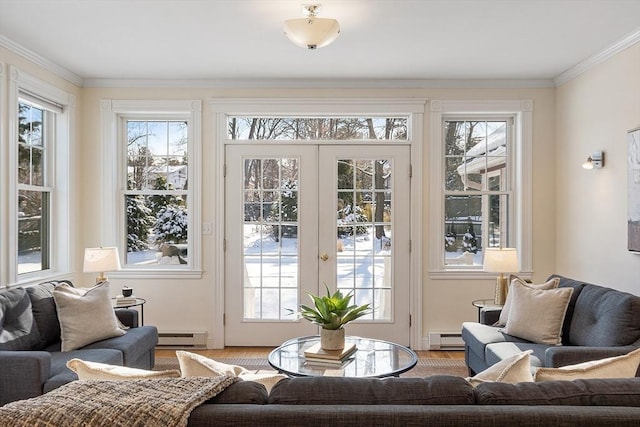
[224, 144, 411, 346]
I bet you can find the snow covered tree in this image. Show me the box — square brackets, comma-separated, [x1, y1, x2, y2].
[270, 180, 298, 241]
[152, 204, 188, 245]
[148, 176, 183, 214]
[126, 194, 154, 252]
[462, 220, 478, 254]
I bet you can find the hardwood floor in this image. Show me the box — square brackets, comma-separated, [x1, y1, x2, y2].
[156, 347, 465, 360]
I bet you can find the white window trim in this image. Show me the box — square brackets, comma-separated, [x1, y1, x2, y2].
[5, 66, 75, 286]
[429, 100, 533, 279]
[101, 99, 202, 279]
[209, 97, 426, 349]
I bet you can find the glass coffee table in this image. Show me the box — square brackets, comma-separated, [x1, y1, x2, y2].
[268, 335, 417, 378]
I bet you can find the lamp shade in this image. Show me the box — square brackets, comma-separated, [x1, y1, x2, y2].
[83, 247, 121, 273]
[483, 248, 519, 273]
[284, 17, 340, 49]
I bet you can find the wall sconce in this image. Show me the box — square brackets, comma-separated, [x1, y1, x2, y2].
[483, 247, 519, 305]
[582, 151, 604, 169]
[284, 4, 340, 50]
[83, 247, 121, 283]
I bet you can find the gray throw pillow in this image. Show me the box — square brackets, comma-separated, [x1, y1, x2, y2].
[0, 287, 41, 351]
[53, 281, 126, 352]
[25, 281, 70, 349]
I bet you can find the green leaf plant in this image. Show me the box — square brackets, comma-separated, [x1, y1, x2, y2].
[288, 284, 371, 330]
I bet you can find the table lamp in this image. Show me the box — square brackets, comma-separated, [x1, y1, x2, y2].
[83, 247, 121, 283]
[483, 247, 519, 305]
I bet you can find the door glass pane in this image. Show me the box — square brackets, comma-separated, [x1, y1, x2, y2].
[243, 157, 299, 320]
[336, 159, 392, 321]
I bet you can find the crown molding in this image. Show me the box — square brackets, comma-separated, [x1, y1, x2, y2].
[0, 34, 83, 87]
[82, 77, 554, 89]
[554, 27, 640, 87]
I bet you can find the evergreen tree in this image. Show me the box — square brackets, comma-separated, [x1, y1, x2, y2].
[152, 204, 188, 244]
[462, 219, 478, 254]
[126, 193, 154, 252]
[148, 176, 183, 215]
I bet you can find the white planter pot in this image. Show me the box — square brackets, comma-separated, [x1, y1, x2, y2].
[320, 328, 345, 350]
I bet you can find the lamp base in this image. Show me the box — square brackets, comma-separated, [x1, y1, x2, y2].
[494, 276, 509, 305]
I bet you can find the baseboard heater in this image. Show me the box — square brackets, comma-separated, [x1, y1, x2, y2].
[157, 331, 207, 348]
[428, 332, 465, 350]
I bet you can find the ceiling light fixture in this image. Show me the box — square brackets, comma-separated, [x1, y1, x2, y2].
[284, 4, 340, 50]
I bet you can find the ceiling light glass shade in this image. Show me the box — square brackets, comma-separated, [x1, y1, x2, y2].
[284, 17, 340, 50]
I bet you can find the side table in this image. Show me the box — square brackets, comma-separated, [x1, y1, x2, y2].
[112, 297, 146, 326]
[471, 299, 502, 323]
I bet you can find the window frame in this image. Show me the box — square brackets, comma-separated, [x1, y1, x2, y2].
[101, 100, 202, 278]
[6, 66, 75, 285]
[429, 100, 533, 279]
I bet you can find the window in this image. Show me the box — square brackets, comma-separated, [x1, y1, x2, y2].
[8, 67, 74, 284]
[17, 101, 51, 274]
[429, 100, 533, 277]
[124, 119, 189, 265]
[101, 100, 201, 276]
[443, 118, 512, 266]
[228, 117, 408, 141]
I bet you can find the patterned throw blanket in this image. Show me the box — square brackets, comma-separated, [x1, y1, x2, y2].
[0, 376, 237, 427]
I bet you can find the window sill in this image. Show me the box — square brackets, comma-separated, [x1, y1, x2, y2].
[428, 270, 533, 280]
[108, 269, 203, 280]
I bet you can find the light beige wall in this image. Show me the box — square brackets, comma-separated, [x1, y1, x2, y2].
[81, 86, 556, 344]
[556, 43, 640, 295]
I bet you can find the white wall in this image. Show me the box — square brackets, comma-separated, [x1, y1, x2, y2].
[556, 43, 640, 295]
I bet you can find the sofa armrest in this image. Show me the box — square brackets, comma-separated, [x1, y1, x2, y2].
[0, 351, 51, 405]
[115, 308, 139, 328]
[545, 345, 640, 375]
[480, 307, 502, 326]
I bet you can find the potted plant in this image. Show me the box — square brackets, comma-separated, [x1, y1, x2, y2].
[291, 284, 371, 350]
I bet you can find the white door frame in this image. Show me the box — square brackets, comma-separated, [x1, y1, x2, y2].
[209, 98, 426, 349]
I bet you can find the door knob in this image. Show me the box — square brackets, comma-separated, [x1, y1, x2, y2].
[320, 253, 329, 261]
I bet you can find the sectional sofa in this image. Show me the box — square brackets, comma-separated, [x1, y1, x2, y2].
[187, 375, 640, 426]
[0, 280, 158, 405]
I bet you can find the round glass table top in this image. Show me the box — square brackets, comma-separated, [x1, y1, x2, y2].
[268, 335, 417, 378]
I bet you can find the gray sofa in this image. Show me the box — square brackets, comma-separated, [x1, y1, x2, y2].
[462, 275, 640, 376]
[0, 280, 158, 405]
[187, 375, 640, 426]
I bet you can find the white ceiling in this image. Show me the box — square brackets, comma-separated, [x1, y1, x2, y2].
[0, 0, 639, 85]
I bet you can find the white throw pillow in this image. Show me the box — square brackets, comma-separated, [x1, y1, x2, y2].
[53, 281, 126, 352]
[176, 350, 286, 392]
[67, 358, 181, 380]
[534, 348, 640, 381]
[466, 350, 533, 387]
[496, 276, 560, 326]
[501, 282, 573, 345]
